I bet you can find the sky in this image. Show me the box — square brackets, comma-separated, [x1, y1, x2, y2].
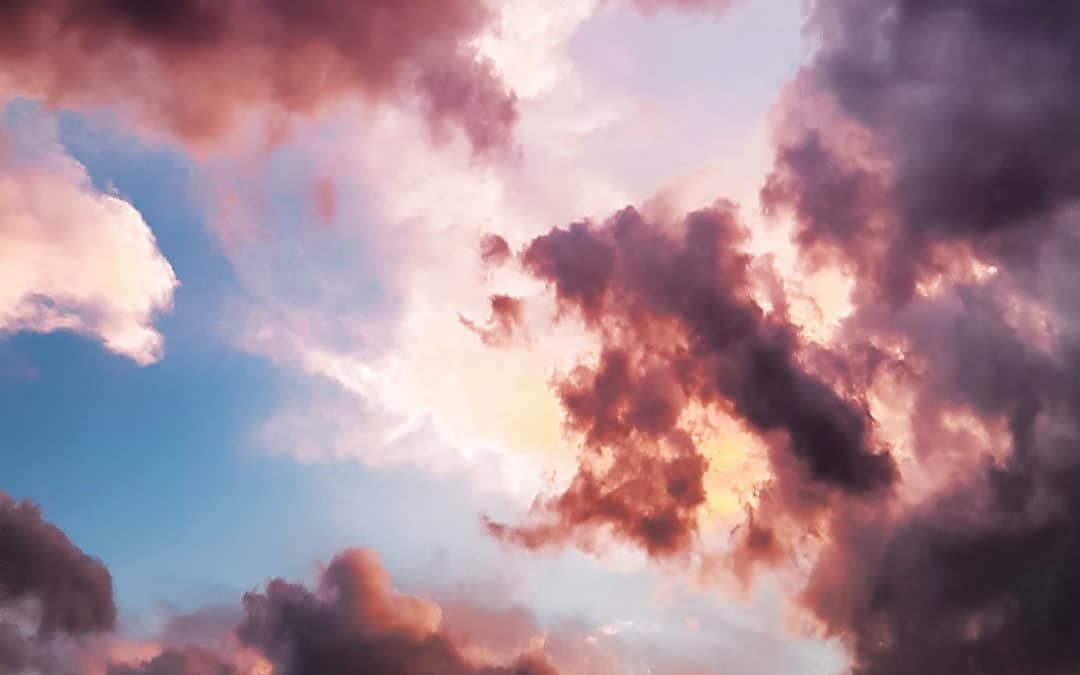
[2, 1, 1080, 674]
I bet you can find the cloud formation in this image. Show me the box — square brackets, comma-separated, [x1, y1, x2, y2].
[486, 204, 893, 557]
[0, 109, 177, 364]
[104, 548, 564, 675]
[108, 647, 240, 675]
[754, 2, 1080, 673]
[0, 492, 116, 673]
[8, 1, 1078, 673]
[238, 548, 558, 675]
[762, 0, 1080, 305]
[0, 491, 566, 674]
[459, 4, 1080, 674]
[0, 0, 517, 154]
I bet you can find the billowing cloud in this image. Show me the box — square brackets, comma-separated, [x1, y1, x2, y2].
[0, 492, 115, 638]
[237, 548, 558, 675]
[0, 0, 517, 155]
[762, 0, 1080, 305]
[208, 0, 805, 512]
[0, 108, 177, 364]
[486, 204, 894, 557]
[0, 492, 116, 673]
[0, 493, 570, 675]
[751, 1, 1080, 673]
[432, 2, 1080, 673]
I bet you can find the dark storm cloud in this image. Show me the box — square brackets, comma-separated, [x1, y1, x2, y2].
[762, 0, 1080, 303]
[757, 1, 1080, 673]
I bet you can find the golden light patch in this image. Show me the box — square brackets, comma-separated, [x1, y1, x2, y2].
[681, 404, 771, 527]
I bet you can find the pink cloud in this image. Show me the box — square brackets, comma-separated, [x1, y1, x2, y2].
[0, 112, 177, 364]
[0, 0, 517, 155]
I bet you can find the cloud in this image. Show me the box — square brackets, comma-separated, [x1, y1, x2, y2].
[479, 234, 513, 267]
[440, 6, 1080, 672]
[19, 1, 1080, 674]
[0, 106, 177, 364]
[750, 1, 1080, 673]
[206, 0, 809, 527]
[42, 1, 1080, 670]
[0, 0, 517, 155]
[107, 647, 240, 675]
[762, 0, 1080, 305]
[459, 295, 526, 347]
[437, 12, 1080, 675]
[0, 492, 115, 638]
[0, 491, 769, 675]
[0, 492, 569, 675]
[629, 0, 738, 14]
[213, 0, 657, 483]
[486, 204, 893, 557]
[0, 492, 116, 673]
[237, 548, 559, 675]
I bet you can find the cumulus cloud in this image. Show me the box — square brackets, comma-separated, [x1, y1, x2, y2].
[750, 1, 1080, 673]
[485, 204, 893, 557]
[0, 108, 177, 364]
[12, 490, 748, 675]
[0, 492, 116, 673]
[762, 0, 1080, 305]
[237, 548, 559, 675]
[105, 547, 731, 675]
[724, 1, 1080, 673]
[0, 0, 517, 155]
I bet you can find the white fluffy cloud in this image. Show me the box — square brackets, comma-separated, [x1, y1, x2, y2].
[0, 108, 178, 364]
